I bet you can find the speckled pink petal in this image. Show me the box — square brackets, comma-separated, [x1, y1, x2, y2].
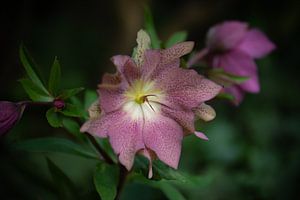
[160, 105, 195, 133]
[98, 84, 126, 113]
[237, 29, 276, 59]
[194, 131, 209, 141]
[224, 86, 245, 105]
[80, 110, 125, 137]
[165, 80, 222, 109]
[108, 116, 144, 170]
[141, 42, 193, 79]
[212, 50, 259, 93]
[160, 41, 194, 65]
[154, 67, 222, 109]
[207, 21, 248, 51]
[138, 149, 155, 179]
[143, 115, 183, 169]
[111, 55, 140, 84]
[101, 73, 122, 85]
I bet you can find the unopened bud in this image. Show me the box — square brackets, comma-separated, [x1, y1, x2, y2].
[53, 99, 65, 110]
[0, 101, 26, 136]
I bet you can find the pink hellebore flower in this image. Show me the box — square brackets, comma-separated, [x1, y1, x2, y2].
[81, 42, 222, 177]
[188, 21, 276, 104]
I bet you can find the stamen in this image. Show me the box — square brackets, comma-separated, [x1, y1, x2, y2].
[145, 98, 155, 112]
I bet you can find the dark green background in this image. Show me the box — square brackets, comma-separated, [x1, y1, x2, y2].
[1, 0, 299, 199]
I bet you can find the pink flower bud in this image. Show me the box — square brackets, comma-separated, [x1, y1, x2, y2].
[0, 101, 26, 136]
[53, 99, 65, 110]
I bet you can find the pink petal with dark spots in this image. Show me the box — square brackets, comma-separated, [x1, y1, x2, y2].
[108, 115, 144, 170]
[141, 42, 194, 79]
[160, 41, 194, 65]
[237, 29, 276, 59]
[154, 67, 222, 109]
[160, 105, 195, 133]
[143, 115, 183, 169]
[111, 55, 140, 84]
[98, 84, 126, 113]
[80, 110, 125, 137]
[101, 73, 122, 85]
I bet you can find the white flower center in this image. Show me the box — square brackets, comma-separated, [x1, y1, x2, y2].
[123, 80, 164, 121]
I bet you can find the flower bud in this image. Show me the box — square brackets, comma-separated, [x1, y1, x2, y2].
[0, 101, 26, 136]
[53, 99, 65, 110]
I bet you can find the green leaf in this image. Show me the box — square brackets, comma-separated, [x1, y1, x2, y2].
[94, 163, 119, 200]
[129, 173, 186, 200]
[144, 7, 161, 49]
[157, 181, 186, 200]
[134, 157, 189, 183]
[217, 92, 235, 101]
[152, 160, 189, 183]
[59, 87, 84, 100]
[208, 68, 249, 86]
[48, 57, 61, 95]
[62, 118, 86, 141]
[60, 103, 82, 117]
[13, 137, 99, 159]
[46, 108, 63, 127]
[84, 89, 98, 110]
[19, 44, 49, 95]
[20, 78, 53, 102]
[165, 31, 188, 48]
[46, 158, 78, 199]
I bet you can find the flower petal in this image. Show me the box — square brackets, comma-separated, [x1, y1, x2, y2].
[160, 105, 195, 133]
[143, 115, 183, 169]
[212, 50, 260, 93]
[101, 73, 122, 85]
[139, 149, 156, 179]
[237, 29, 276, 59]
[141, 42, 194, 79]
[207, 21, 248, 51]
[194, 131, 209, 141]
[80, 111, 124, 137]
[108, 116, 144, 170]
[224, 86, 245, 105]
[194, 103, 216, 122]
[154, 67, 222, 109]
[160, 41, 194, 65]
[111, 55, 140, 84]
[98, 84, 126, 113]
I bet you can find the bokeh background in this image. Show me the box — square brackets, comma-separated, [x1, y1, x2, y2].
[1, 0, 300, 199]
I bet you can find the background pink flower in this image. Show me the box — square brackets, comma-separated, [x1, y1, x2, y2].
[189, 21, 276, 104]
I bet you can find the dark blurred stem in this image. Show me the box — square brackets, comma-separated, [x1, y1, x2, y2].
[116, 165, 128, 200]
[21, 100, 53, 107]
[86, 134, 114, 165]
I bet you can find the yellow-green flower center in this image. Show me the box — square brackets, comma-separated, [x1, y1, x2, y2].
[125, 80, 162, 105]
[123, 80, 165, 120]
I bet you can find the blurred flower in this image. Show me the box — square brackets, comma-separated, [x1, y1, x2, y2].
[188, 21, 276, 104]
[0, 101, 26, 136]
[81, 39, 221, 177]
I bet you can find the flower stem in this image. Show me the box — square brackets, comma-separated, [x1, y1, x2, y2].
[116, 165, 128, 200]
[21, 101, 53, 107]
[86, 134, 114, 165]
